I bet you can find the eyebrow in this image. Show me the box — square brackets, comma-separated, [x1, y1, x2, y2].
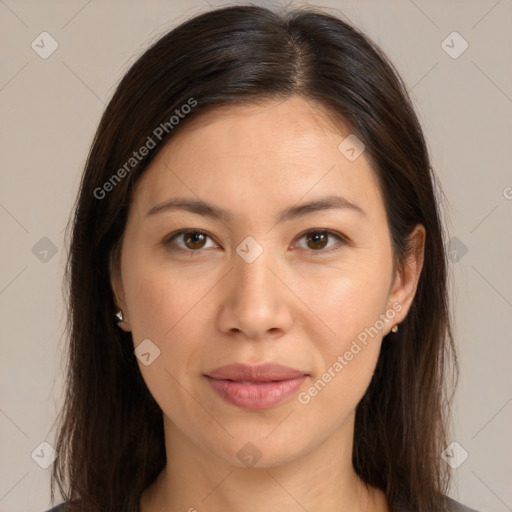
[145, 194, 365, 223]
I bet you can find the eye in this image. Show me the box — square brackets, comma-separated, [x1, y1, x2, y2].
[163, 229, 218, 252]
[162, 228, 347, 254]
[293, 229, 347, 253]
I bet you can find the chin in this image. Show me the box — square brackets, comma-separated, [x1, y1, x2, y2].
[206, 432, 309, 470]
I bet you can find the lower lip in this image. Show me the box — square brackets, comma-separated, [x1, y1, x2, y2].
[205, 375, 308, 410]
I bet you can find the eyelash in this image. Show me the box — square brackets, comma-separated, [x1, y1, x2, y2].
[162, 228, 348, 255]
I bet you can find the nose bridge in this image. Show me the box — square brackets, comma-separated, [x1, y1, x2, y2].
[232, 240, 280, 306]
[217, 238, 293, 338]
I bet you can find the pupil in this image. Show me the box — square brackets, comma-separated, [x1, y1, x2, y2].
[308, 232, 327, 249]
[187, 233, 205, 249]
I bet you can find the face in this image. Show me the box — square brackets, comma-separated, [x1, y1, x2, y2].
[111, 95, 424, 468]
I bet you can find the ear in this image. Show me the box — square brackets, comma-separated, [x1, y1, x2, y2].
[385, 224, 426, 335]
[110, 246, 132, 332]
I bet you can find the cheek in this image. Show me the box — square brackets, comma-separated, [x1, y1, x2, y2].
[296, 270, 387, 417]
[293, 248, 393, 407]
[299, 250, 393, 342]
[123, 257, 211, 373]
[330, 275, 389, 341]
[126, 273, 175, 341]
[123, 264, 208, 413]
[311, 277, 386, 379]
[123, 248, 206, 341]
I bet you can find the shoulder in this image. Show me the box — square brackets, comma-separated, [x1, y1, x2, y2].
[443, 495, 482, 512]
[45, 496, 482, 512]
[393, 495, 482, 512]
[42, 503, 68, 512]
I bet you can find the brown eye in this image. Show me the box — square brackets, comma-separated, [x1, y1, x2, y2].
[295, 230, 346, 253]
[306, 231, 329, 250]
[164, 230, 216, 252]
[183, 232, 207, 249]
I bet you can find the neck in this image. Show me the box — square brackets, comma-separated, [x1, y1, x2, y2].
[140, 412, 389, 512]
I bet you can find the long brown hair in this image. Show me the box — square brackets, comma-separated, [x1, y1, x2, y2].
[52, 5, 458, 511]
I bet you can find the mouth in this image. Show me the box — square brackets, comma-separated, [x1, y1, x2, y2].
[204, 363, 309, 410]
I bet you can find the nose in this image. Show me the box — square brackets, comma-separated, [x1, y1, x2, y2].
[216, 247, 294, 341]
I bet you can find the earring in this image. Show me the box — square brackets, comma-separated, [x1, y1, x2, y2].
[391, 324, 399, 333]
[115, 310, 124, 322]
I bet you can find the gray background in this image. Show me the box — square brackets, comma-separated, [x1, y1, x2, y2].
[0, 0, 511, 511]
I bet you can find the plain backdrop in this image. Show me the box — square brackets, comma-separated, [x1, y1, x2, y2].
[0, 1, 511, 511]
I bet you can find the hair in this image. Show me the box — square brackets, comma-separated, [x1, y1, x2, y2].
[51, 4, 458, 512]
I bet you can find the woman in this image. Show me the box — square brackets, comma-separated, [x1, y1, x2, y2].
[45, 4, 480, 512]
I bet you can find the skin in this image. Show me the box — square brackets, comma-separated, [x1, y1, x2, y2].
[111, 95, 425, 512]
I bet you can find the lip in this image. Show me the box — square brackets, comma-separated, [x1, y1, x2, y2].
[204, 363, 309, 410]
[206, 363, 307, 381]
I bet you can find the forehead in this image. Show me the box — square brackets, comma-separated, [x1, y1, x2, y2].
[131, 96, 384, 223]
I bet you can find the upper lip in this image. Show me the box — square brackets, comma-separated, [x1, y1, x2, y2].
[205, 363, 307, 382]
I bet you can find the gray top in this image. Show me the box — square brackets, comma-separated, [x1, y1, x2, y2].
[444, 496, 481, 511]
[44, 495, 481, 511]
